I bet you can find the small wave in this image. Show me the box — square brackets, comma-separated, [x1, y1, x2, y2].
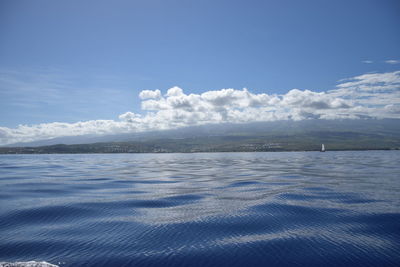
[1, 151, 399, 266]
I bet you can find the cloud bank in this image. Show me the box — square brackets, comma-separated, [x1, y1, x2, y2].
[1, 71, 399, 145]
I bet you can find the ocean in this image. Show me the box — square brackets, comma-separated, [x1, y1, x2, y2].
[0, 151, 399, 266]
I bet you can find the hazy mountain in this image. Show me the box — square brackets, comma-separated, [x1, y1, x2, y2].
[3, 119, 400, 152]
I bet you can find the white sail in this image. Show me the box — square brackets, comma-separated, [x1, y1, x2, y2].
[321, 144, 325, 152]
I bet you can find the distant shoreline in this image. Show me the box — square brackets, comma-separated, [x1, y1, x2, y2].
[2, 120, 399, 154]
[0, 147, 398, 155]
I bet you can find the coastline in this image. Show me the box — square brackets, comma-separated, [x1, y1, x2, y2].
[0, 147, 399, 155]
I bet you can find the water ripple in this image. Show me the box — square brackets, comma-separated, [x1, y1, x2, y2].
[0, 151, 400, 266]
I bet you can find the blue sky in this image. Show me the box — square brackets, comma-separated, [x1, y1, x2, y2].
[0, 0, 399, 144]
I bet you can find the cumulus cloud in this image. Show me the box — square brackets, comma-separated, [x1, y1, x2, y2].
[1, 71, 400, 145]
[281, 89, 351, 109]
[139, 89, 161, 99]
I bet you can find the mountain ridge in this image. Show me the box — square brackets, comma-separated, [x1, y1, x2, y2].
[1, 119, 399, 153]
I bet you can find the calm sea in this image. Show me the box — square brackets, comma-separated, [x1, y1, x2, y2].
[0, 151, 399, 267]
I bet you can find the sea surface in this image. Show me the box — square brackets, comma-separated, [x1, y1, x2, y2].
[0, 151, 399, 267]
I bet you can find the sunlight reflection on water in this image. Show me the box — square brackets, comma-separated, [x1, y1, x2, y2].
[0, 151, 399, 266]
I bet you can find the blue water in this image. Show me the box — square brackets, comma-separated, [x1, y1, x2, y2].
[1, 151, 400, 267]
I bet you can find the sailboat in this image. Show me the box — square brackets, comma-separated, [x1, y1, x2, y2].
[321, 144, 326, 152]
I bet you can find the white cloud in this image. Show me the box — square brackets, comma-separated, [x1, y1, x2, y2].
[139, 89, 161, 99]
[1, 70, 400, 145]
[281, 89, 351, 109]
[336, 71, 400, 90]
[0, 120, 135, 145]
[362, 60, 373, 64]
[166, 86, 184, 97]
[385, 60, 400, 64]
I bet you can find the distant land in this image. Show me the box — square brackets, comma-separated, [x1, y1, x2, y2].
[1, 119, 399, 154]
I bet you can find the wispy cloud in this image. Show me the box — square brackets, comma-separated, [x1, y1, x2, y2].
[1, 70, 399, 145]
[330, 70, 400, 118]
[385, 59, 400, 64]
[362, 60, 373, 64]
[0, 69, 67, 107]
[0, 68, 134, 121]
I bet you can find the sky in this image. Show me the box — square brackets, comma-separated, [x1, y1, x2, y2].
[0, 0, 399, 145]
